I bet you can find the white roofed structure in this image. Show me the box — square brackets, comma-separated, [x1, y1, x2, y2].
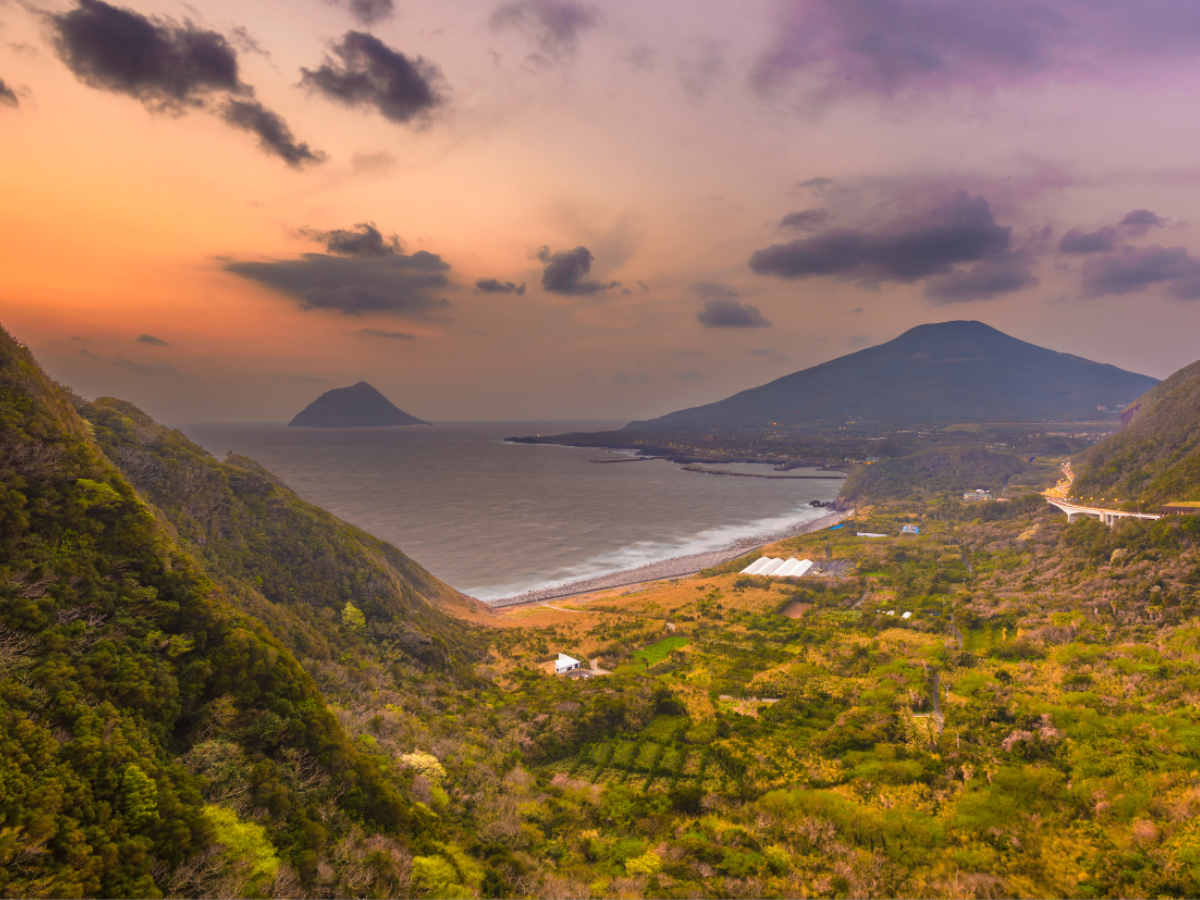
[741, 557, 773, 575]
[555, 653, 581, 674]
[757, 558, 786, 576]
[773, 558, 802, 577]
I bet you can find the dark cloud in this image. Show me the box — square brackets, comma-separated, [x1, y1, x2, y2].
[301, 31, 443, 124]
[614, 372, 650, 384]
[337, 0, 395, 26]
[749, 191, 1010, 285]
[50, 0, 245, 112]
[79, 348, 100, 360]
[1058, 227, 1117, 255]
[779, 208, 830, 232]
[752, 1, 1200, 104]
[697, 299, 771, 329]
[675, 370, 702, 380]
[136, 333, 169, 346]
[475, 278, 526, 294]
[221, 99, 325, 168]
[925, 251, 1038, 304]
[0, 77, 18, 107]
[489, 0, 599, 65]
[225, 228, 453, 315]
[359, 328, 416, 339]
[851, 306, 863, 314]
[535, 245, 619, 295]
[49, 0, 322, 166]
[848, 335, 871, 347]
[1118, 208, 1166, 236]
[304, 222, 401, 257]
[1080, 245, 1194, 297]
[636, 280, 649, 292]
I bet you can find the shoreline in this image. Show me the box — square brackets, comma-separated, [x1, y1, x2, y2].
[485, 508, 854, 609]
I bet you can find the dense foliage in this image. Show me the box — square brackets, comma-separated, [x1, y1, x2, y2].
[0, 329, 422, 896]
[1074, 357, 1200, 507]
[6, 320, 1200, 899]
[840, 446, 1032, 502]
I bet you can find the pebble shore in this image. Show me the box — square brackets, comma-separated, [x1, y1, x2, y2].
[488, 508, 853, 608]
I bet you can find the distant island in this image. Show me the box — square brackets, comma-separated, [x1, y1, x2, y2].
[288, 381, 430, 427]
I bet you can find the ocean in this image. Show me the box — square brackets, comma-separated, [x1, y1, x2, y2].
[175, 421, 843, 602]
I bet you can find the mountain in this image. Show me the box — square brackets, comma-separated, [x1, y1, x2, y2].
[0, 327, 436, 897]
[79, 396, 490, 659]
[626, 320, 1157, 432]
[289, 381, 429, 427]
[1072, 356, 1200, 506]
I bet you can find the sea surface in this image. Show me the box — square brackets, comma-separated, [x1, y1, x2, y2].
[175, 421, 843, 601]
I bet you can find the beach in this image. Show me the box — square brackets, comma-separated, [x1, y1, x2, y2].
[487, 507, 853, 608]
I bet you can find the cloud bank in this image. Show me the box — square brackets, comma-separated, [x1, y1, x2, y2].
[476, 278, 526, 294]
[752, 0, 1200, 105]
[49, 0, 320, 165]
[301, 31, 443, 123]
[226, 223, 452, 315]
[536, 245, 619, 295]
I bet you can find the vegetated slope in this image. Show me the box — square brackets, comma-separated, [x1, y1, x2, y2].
[625, 320, 1157, 432]
[289, 381, 429, 427]
[840, 446, 1030, 502]
[80, 397, 488, 665]
[0, 328, 421, 897]
[1073, 357, 1200, 507]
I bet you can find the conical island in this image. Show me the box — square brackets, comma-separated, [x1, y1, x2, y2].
[288, 381, 430, 427]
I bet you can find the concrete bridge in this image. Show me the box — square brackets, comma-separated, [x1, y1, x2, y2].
[1046, 498, 1160, 526]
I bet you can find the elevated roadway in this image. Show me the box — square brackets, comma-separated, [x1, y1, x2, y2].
[1043, 462, 1160, 526]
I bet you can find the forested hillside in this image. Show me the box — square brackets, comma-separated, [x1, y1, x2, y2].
[1073, 357, 1200, 507]
[840, 446, 1033, 502]
[77, 396, 485, 665]
[0, 327, 428, 896]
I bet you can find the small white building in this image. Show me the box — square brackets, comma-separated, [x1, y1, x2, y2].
[555, 653, 581, 674]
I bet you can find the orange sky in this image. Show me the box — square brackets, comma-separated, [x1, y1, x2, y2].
[3, 0, 1200, 422]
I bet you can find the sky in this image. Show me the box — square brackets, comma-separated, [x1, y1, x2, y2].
[3, 0, 1200, 423]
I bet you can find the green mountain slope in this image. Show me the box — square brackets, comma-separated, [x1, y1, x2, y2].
[840, 446, 1031, 503]
[0, 328, 422, 897]
[78, 397, 487, 666]
[1073, 357, 1200, 506]
[625, 320, 1157, 432]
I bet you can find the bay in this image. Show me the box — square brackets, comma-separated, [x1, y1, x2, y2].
[176, 421, 843, 601]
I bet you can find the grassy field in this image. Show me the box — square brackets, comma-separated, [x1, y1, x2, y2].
[632, 635, 689, 666]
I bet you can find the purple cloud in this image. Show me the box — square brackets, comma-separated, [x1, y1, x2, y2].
[752, 1, 1200, 104]
[749, 191, 1010, 284]
[926, 251, 1038, 304]
[536, 246, 619, 295]
[301, 32, 443, 124]
[1081, 245, 1192, 297]
[1058, 227, 1117, 255]
[697, 299, 771, 328]
[1117, 209, 1166, 236]
[779, 209, 830, 232]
